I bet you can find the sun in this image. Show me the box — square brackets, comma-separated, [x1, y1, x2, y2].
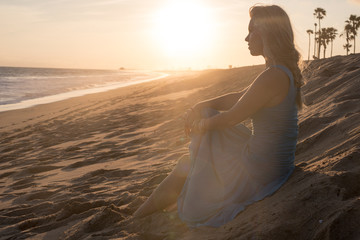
[153, 1, 214, 57]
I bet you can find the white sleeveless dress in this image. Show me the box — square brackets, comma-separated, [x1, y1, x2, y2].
[177, 65, 298, 227]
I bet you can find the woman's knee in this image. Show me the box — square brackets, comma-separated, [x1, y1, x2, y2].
[201, 107, 219, 118]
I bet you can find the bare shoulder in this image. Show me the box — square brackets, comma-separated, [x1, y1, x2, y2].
[256, 67, 289, 86]
[252, 67, 290, 94]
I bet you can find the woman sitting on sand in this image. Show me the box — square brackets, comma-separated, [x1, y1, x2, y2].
[134, 4, 303, 227]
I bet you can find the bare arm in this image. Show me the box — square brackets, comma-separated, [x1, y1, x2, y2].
[183, 86, 249, 136]
[194, 86, 249, 112]
[203, 68, 288, 130]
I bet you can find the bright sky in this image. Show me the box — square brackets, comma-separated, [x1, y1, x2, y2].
[0, 0, 359, 70]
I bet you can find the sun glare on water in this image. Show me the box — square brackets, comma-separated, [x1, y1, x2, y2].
[153, 1, 214, 57]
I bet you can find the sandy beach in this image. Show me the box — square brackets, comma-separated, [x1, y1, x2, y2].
[1, 54, 359, 239]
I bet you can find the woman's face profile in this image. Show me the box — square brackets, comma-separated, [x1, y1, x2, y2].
[245, 19, 263, 56]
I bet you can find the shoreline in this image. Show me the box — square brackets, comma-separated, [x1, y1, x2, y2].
[0, 72, 169, 113]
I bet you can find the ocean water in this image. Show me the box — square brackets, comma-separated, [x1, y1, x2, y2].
[0, 67, 167, 112]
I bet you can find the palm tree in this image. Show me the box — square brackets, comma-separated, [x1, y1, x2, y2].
[313, 23, 317, 59]
[306, 29, 314, 61]
[314, 8, 326, 58]
[345, 14, 360, 53]
[320, 28, 330, 58]
[327, 27, 338, 57]
[343, 43, 352, 55]
[340, 24, 353, 55]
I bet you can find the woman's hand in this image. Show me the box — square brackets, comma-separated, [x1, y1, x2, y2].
[190, 119, 208, 135]
[183, 105, 202, 137]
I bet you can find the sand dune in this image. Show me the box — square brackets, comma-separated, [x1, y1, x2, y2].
[0, 54, 359, 239]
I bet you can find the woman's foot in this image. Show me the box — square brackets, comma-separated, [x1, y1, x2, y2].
[133, 154, 190, 218]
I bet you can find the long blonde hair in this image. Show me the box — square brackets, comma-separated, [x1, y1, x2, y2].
[250, 5, 303, 109]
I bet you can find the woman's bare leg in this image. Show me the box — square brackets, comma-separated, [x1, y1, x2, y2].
[133, 154, 191, 218]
